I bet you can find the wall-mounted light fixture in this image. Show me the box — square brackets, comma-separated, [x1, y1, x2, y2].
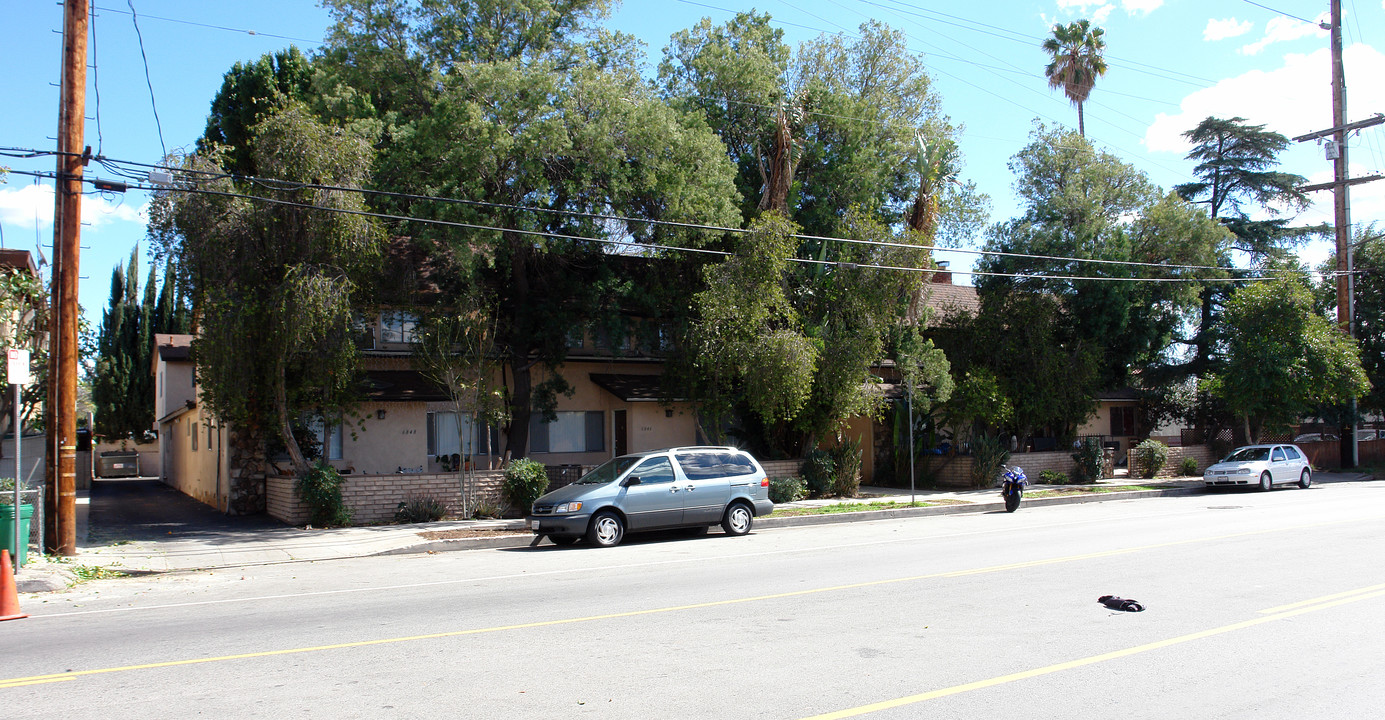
[377, 409, 387, 420]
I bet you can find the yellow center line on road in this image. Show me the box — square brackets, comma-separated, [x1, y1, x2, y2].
[0, 517, 1374, 690]
[1257, 582, 1385, 614]
[801, 585, 1385, 720]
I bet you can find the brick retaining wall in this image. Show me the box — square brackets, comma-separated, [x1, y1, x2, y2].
[267, 470, 507, 525]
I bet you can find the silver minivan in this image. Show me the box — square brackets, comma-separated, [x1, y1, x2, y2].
[528, 446, 775, 547]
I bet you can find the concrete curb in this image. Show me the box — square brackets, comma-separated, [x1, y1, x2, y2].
[371, 485, 1207, 554]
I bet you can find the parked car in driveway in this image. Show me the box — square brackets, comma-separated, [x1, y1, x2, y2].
[528, 446, 775, 547]
[1203, 444, 1312, 491]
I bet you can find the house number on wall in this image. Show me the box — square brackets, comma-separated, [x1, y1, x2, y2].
[640, 426, 653, 432]
[401, 429, 416, 435]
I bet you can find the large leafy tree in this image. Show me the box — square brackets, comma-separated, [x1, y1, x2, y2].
[1318, 223, 1384, 416]
[1205, 276, 1368, 441]
[660, 14, 980, 241]
[150, 104, 384, 476]
[1167, 116, 1318, 421]
[932, 291, 1101, 443]
[1042, 20, 1108, 137]
[980, 125, 1227, 388]
[317, 0, 741, 459]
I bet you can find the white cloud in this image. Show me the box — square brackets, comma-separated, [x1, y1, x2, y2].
[0, 184, 147, 231]
[1121, 0, 1162, 16]
[1144, 44, 1385, 154]
[1240, 15, 1327, 56]
[1204, 17, 1253, 41]
[1054, 0, 1114, 23]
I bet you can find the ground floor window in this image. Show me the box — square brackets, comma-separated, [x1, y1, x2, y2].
[428, 412, 500, 457]
[530, 411, 603, 453]
[307, 417, 344, 460]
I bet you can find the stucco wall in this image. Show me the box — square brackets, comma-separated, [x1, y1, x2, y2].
[160, 409, 227, 510]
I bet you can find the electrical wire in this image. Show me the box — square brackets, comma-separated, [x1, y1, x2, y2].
[126, 0, 167, 159]
[0, 166, 1303, 284]
[93, 4, 321, 45]
[89, 0, 103, 156]
[3, 147, 1321, 276]
[1239, 0, 1322, 27]
[84, 151, 1250, 274]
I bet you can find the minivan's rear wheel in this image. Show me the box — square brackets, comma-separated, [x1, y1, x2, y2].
[722, 503, 753, 536]
[587, 511, 625, 547]
[1298, 469, 1312, 489]
[1259, 471, 1272, 492]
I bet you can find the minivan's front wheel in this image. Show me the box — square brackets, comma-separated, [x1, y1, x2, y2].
[722, 503, 753, 536]
[587, 511, 625, 547]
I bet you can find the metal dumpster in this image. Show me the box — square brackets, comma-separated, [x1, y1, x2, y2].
[96, 451, 140, 478]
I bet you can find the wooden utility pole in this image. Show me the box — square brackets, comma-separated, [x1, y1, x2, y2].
[1292, 0, 1383, 469]
[46, 0, 87, 555]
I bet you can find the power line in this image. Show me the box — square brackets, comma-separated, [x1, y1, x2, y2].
[2, 147, 1301, 276]
[0, 166, 1299, 285]
[92, 4, 322, 45]
[1239, 0, 1322, 27]
[86, 151, 1251, 275]
[126, 0, 166, 159]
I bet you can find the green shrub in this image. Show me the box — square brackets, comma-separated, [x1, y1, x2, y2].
[970, 434, 1011, 489]
[1071, 437, 1105, 483]
[802, 450, 835, 498]
[829, 436, 864, 497]
[1133, 439, 1170, 479]
[502, 458, 550, 513]
[769, 476, 807, 504]
[1038, 470, 1068, 485]
[471, 500, 503, 519]
[0, 477, 19, 505]
[1179, 456, 1200, 477]
[296, 460, 352, 527]
[394, 493, 448, 523]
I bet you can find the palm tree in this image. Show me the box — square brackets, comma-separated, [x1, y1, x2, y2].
[1042, 20, 1108, 137]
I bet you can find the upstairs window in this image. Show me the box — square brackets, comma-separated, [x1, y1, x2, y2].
[379, 311, 419, 345]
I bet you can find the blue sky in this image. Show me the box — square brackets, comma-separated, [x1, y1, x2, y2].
[2, 0, 1383, 328]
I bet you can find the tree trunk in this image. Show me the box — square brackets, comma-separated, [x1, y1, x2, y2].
[1077, 102, 1086, 137]
[274, 353, 309, 477]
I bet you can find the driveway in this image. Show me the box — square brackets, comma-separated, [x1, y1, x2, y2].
[84, 477, 288, 547]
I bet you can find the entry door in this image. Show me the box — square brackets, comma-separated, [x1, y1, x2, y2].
[613, 410, 628, 457]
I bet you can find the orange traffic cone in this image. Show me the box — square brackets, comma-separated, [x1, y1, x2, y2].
[0, 549, 27, 621]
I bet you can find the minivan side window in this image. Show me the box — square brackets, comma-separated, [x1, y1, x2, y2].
[630, 457, 675, 484]
[1271, 447, 1285, 461]
[676, 452, 755, 479]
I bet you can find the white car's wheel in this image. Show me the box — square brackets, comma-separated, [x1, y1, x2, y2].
[1259, 471, 1272, 492]
[1298, 469, 1312, 489]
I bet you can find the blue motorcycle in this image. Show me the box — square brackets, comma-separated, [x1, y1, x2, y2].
[999, 465, 1027, 513]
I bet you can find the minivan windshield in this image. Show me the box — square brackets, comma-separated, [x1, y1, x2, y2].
[575, 456, 642, 484]
[1225, 447, 1271, 462]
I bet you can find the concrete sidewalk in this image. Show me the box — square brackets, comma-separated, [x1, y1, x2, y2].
[13, 471, 1375, 592]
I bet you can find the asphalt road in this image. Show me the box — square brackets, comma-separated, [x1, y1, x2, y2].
[4, 480, 1384, 719]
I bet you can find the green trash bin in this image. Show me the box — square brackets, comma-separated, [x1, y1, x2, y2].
[0, 503, 33, 567]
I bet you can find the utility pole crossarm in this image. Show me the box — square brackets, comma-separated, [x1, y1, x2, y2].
[1298, 174, 1385, 193]
[1291, 113, 1385, 143]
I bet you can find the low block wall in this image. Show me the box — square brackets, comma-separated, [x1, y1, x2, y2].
[267, 470, 507, 526]
[924, 444, 1214, 488]
[760, 459, 803, 478]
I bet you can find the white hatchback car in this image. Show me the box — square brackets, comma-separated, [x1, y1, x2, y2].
[1203, 444, 1312, 491]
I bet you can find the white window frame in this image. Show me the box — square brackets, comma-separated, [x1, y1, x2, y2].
[379, 311, 420, 345]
